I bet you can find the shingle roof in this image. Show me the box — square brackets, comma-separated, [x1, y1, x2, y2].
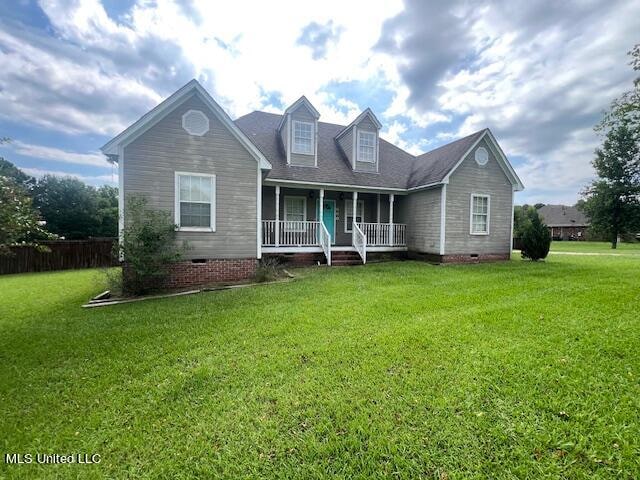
[234, 110, 490, 190]
[407, 129, 487, 188]
[538, 205, 590, 227]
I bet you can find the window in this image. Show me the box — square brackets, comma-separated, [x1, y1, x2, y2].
[357, 131, 376, 163]
[175, 173, 215, 231]
[475, 146, 489, 166]
[284, 196, 307, 231]
[292, 120, 313, 155]
[344, 200, 364, 233]
[470, 194, 490, 235]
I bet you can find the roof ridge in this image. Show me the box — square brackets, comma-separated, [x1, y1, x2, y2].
[416, 128, 487, 158]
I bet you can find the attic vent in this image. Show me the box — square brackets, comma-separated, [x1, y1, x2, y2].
[182, 110, 209, 136]
[475, 147, 489, 166]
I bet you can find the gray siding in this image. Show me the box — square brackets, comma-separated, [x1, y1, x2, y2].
[402, 187, 441, 254]
[288, 106, 317, 167]
[337, 127, 354, 168]
[444, 138, 513, 254]
[123, 93, 258, 260]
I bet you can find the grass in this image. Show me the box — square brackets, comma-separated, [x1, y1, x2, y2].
[550, 240, 640, 254]
[1, 255, 639, 479]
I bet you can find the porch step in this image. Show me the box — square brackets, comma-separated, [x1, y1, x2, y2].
[331, 251, 363, 266]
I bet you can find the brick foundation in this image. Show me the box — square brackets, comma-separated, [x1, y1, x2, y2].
[123, 258, 258, 291]
[264, 252, 326, 267]
[408, 251, 510, 264]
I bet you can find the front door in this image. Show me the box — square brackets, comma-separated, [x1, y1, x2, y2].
[317, 199, 336, 243]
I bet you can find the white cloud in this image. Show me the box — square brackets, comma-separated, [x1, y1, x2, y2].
[8, 141, 110, 168]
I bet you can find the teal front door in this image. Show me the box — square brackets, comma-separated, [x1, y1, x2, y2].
[317, 199, 335, 243]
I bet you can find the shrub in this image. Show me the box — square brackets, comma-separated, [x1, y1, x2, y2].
[117, 195, 188, 295]
[521, 211, 551, 261]
[254, 257, 281, 283]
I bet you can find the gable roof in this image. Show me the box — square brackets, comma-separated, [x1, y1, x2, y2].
[335, 108, 382, 140]
[408, 129, 524, 191]
[236, 111, 413, 190]
[236, 111, 524, 192]
[276, 95, 320, 131]
[538, 205, 590, 227]
[100, 79, 271, 170]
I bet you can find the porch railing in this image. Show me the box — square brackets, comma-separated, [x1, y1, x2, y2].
[352, 222, 367, 264]
[319, 223, 332, 266]
[357, 223, 406, 247]
[262, 220, 321, 246]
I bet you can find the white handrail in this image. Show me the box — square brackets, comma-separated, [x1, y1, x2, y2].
[356, 223, 407, 246]
[319, 222, 331, 266]
[352, 222, 366, 264]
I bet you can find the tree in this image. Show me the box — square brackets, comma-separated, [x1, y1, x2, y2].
[581, 123, 640, 248]
[0, 158, 35, 190]
[0, 176, 53, 255]
[118, 195, 187, 295]
[583, 44, 640, 248]
[95, 185, 119, 237]
[521, 210, 551, 261]
[597, 44, 640, 134]
[513, 204, 538, 238]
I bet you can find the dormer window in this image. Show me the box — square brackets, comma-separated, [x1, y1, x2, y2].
[357, 131, 376, 163]
[292, 120, 314, 155]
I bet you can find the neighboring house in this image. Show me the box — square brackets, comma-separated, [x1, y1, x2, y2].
[101, 80, 524, 287]
[538, 205, 590, 240]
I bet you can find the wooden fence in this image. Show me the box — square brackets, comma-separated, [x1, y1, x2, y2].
[0, 239, 118, 275]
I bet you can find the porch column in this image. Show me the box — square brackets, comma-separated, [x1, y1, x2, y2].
[319, 189, 324, 224]
[389, 194, 395, 246]
[376, 194, 381, 245]
[275, 185, 280, 247]
[352, 191, 358, 232]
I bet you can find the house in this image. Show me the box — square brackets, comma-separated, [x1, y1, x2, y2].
[538, 205, 590, 240]
[101, 80, 524, 287]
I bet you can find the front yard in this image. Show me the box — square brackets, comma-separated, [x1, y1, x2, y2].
[1, 251, 639, 478]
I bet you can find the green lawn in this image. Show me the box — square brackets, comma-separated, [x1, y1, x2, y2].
[550, 240, 640, 254]
[1, 255, 639, 479]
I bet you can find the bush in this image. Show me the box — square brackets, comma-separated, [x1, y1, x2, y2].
[254, 257, 281, 283]
[521, 211, 551, 261]
[117, 195, 188, 295]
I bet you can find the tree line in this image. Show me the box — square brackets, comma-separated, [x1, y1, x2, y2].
[0, 156, 118, 254]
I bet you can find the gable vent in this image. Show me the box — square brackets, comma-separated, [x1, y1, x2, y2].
[182, 110, 210, 136]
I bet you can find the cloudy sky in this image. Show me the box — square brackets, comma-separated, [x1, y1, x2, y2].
[0, 0, 638, 204]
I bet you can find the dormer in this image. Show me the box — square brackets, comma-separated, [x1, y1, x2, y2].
[335, 108, 382, 173]
[278, 96, 320, 167]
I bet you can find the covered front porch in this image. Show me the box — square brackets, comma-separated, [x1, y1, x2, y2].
[261, 184, 406, 265]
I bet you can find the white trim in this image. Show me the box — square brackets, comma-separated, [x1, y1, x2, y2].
[263, 178, 406, 194]
[442, 129, 524, 192]
[257, 165, 262, 259]
[376, 194, 381, 223]
[286, 113, 291, 165]
[117, 145, 124, 261]
[335, 108, 382, 140]
[407, 181, 445, 192]
[344, 199, 364, 233]
[262, 245, 406, 254]
[277, 96, 320, 131]
[439, 184, 447, 255]
[509, 186, 515, 252]
[356, 130, 376, 163]
[101, 79, 271, 171]
[275, 185, 280, 247]
[181, 109, 209, 136]
[174, 171, 216, 232]
[469, 193, 490, 236]
[283, 195, 307, 230]
[291, 120, 314, 155]
[351, 125, 357, 169]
